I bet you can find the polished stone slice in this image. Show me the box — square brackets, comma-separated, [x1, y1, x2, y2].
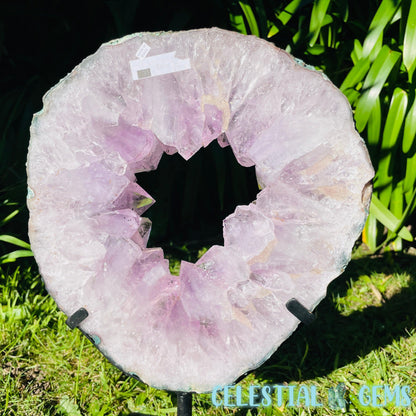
[27, 28, 374, 393]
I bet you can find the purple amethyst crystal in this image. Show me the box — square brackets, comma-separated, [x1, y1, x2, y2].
[27, 28, 374, 392]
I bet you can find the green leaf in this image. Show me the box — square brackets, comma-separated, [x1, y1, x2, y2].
[0, 209, 19, 227]
[363, 212, 378, 251]
[402, 95, 416, 153]
[404, 150, 416, 194]
[361, 0, 401, 59]
[307, 44, 325, 55]
[291, 14, 307, 49]
[351, 39, 363, 64]
[274, 0, 303, 27]
[0, 235, 31, 249]
[395, 185, 416, 244]
[375, 88, 407, 206]
[322, 13, 334, 26]
[389, 180, 404, 225]
[268, 0, 304, 39]
[340, 57, 370, 94]
[367, 96, 382, 149]
[377, 179, 393, 208]
[267, 23, 279, 38]
[253, 0, 268, 38]
[404, 187, 416, 217]
[354, 45, 401, 132]
[0, 250, 34, 264]
[322, 14, 336, 48]
[381, 87, 408, 151]
[229, 12, 247, 35]
[344, 89, 361, 106]
[403, 0, 416, 81]
[391, 5, 402, 24]
[370, 195, 413, 241]
[390, 236, 403, 251]
[309, 0, 332, 47]
[388, 182, 406, 251]
[367, 30, 384, 62]
[239, 2, 260, 37]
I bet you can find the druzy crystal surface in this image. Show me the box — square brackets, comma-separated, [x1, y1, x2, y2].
[27, 28, 374, 392]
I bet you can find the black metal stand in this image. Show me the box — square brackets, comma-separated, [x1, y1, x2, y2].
[285, 298, 316, 325]
[177, 392, 192, 416]
[66, 300, 317, 416]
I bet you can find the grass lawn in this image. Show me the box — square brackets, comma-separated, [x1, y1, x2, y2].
[1, 248, 415, 415]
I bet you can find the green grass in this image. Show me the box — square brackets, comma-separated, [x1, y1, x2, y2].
[1, 249, 416, 415]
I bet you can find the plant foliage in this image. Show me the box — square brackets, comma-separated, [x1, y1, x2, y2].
[0, 198, 33, 264]
[227, 0, 416, 251]
[2, 1, 415, 257]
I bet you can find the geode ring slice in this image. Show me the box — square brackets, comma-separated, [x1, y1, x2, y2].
[27, 28, 374, 393]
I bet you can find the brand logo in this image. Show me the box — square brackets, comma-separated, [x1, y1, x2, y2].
[211, 383, 412, 409]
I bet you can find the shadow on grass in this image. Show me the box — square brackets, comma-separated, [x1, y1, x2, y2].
[255, 252, 416, 384]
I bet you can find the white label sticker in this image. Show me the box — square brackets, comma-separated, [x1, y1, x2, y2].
[129, 51, 191, 80]
[135, 42, 151, 59]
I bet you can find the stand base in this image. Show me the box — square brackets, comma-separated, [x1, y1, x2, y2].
[177, 392, 192, 416]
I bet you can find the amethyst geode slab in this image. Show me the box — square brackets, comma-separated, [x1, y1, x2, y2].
[27, 28, 374, 392]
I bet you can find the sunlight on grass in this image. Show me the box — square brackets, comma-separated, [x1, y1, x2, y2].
[1, 249, 415, 415]
[333, 271, 412, 315]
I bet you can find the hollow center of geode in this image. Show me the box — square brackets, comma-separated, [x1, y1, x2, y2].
[135, 140, 258, 267]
